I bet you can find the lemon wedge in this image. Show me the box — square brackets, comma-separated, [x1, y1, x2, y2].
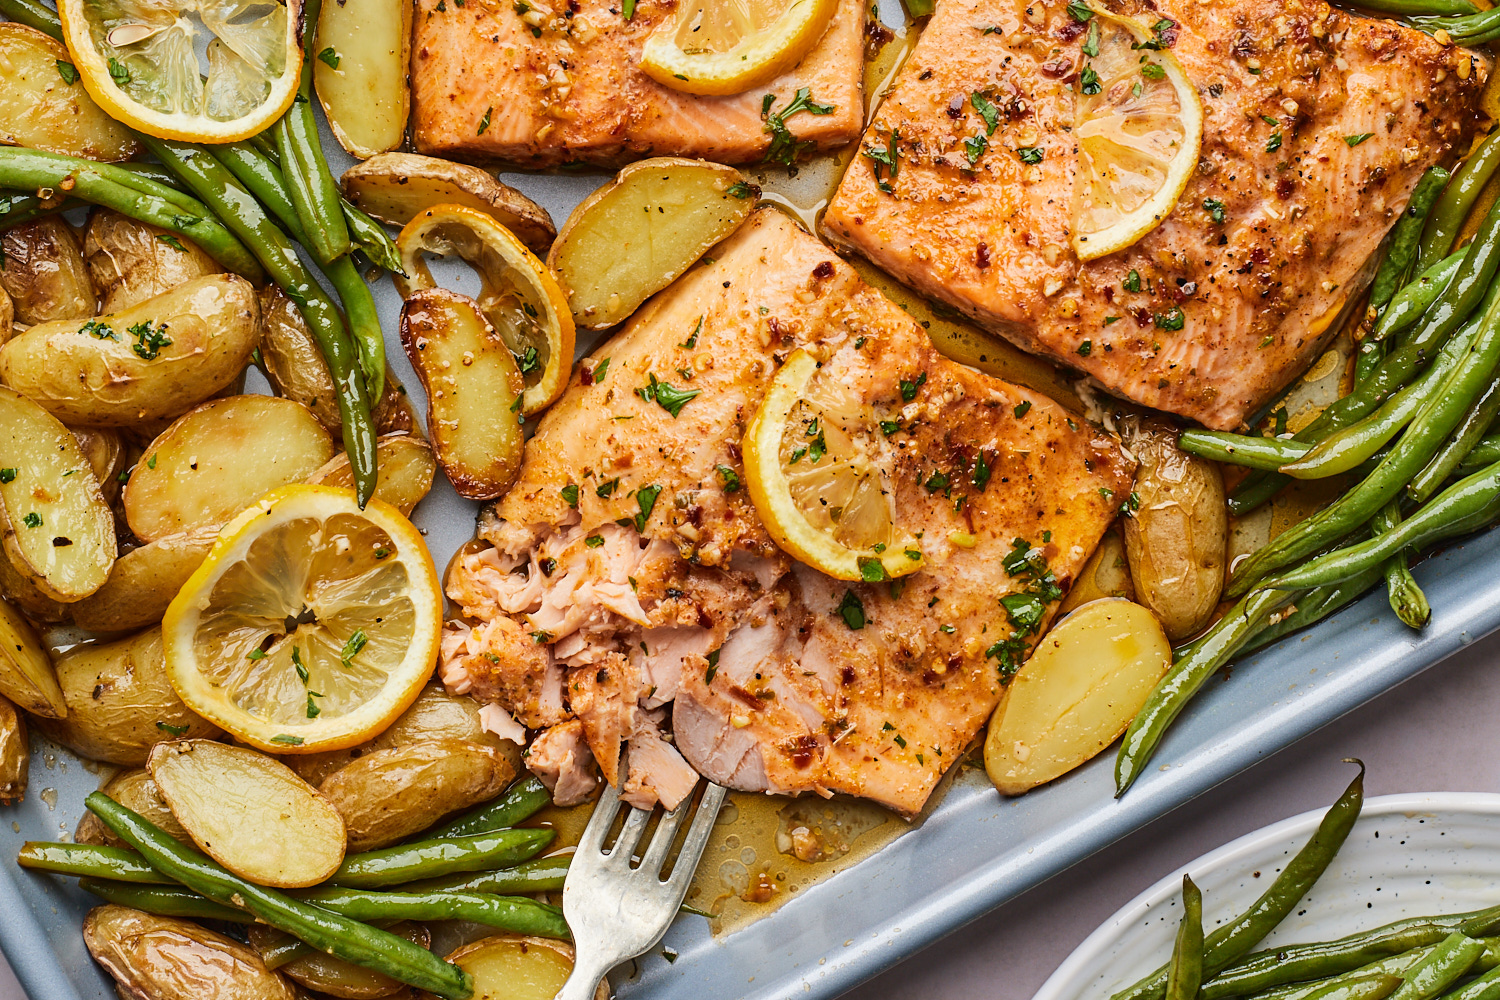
[639, 0, 839, 97]
[744, 349, 923, 582]
[58, 0, 303, 143]
[395, 204, 575, 416]
[1070, 4, 1203, 261]
[162, 485, 442, 754]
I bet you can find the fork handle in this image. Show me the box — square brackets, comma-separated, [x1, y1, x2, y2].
[556, 951, 613, 1000]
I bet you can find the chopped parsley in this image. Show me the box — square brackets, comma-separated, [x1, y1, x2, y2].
[596, 477, 620, 498]
[863, 127, 900, 194]
[1123, 269, 1142, 293]
[1077, 340, 1093, 357]
[636, 373, 700, 417]
[899, 371, 927, 402]
[341, 630, 368, 669]
[970, 92, 1000, 135]
[248, 649, 266, 661]
[156, 234, 187, 253]
[1119, 491, 1142, 516]
[761, 87, 835, 168]
[1344, 133, 1374, 147]
[879, 419, 901, 435]
[317, 47, 340, 69]
[858, 557, 887, 583]
[306, 692, 322, 718]
[128, 321, 172, 361]
[1203, 197, 1227, 224]
[971, 450, 991, 490]
[477, 107, 493, 135]
[55, 60, 78, 85]
[704, 648, 721, 684]
[1067, 0, 1092, 20]
[1140, 62, 1166, 81]
[21, 513, 40, 529]
[836, 590, 866, 630]
[517, 346, 540, 375]
[80, 319, 117, 341]
[617, 484, 662, 533]
[716, 464, 741, 492]
[271, 734, 304, 746]
[1080, 66, 1101, 95]
[727, 181, 756, 199]
[560, 484, 580, 508]
[1266, 132, 1283, 153]
[986, 537, 1065, 682]
[592, 357, 610, 383]
[0, 469, 14, 484]
[963, 134, 988, 166]
[1155, 308, 1186, 331]
[680, 316, 703, 349]
[155, 721, 188, 736]
[585, 534, 604, 547]
[292, 646, 308, 683]
[1017, 146, 1044, 165]
[107, 56, 130, 85]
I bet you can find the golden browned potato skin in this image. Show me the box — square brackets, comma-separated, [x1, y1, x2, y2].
[70, 528, 218, 634]
[0, 287, 12, 344]
[252, 922, 429, 999]
[0, 694, 26, 804]
[0, 275, 261, 427]
[76, 768, 188, 848]
[84, 906, 299, 1000]
[34, 628, 219, 766]
[0, 217, 96, 325]
[83, 210, 221, 314]
[0, 24, 138, 163]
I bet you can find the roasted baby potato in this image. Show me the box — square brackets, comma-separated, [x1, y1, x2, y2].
[0, 548, 71, 623]
[1057, 529, 1134, 616]
[0, 385, 116, 602]
[150, 740, 347, 887]
[343, 154, 556, 255]
[290, 682, 515, 786]
[548, 157, 756, 329]
[1122, 418, 1227, 641]
[84, 905, 299, 1000]
[0, 594, 65, 716]
[76, 767, 189, 847]
[0, 24, 138, 162]
[70, 427, 127, 504]
[0, 694, 26, 804]
[445, 935, 609, 1000]
[70, 527, 219, 634]
[123, 396, 335, 542]
[252, 923, 430, 999]
[319, 738, 517, 850]
[399, 288, 524, 500]
[0, 275, 261, 427]
[34, 627, 219, 765]
[0, 216, 97, 326]
[83, 210, 221, 314]
[313, 0, 412, 158]
[986, 599, 1172, 795]
[308, 434, 436, 516]
[0, 287, 12, 344]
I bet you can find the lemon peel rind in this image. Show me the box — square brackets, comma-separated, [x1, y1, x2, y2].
[638, 0, 840, 97]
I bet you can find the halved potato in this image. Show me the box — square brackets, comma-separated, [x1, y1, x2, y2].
[313, 0, 412, 159]
[308, 435, 436, 516]
[0, 549, 72, 623]
[83, 209, 221, 315]
[70, 528, 219, 634]
[985, 599, 1172, 795]
[0, 694, 26, 804]
[150, 740, 347, 888]
[0, 595, 65, 716]
[84, 906, 299, 1000]
[0, 385, 116, 602]
[76, 767, 190, 848]
[34, 627, 220, 766]
[290, 682, 514, 786]
[318, 738, 516, 851]
[123, 396, 335, 542]
[0, 24, 138, 162]
[70, 427, 127, 504]
[399, 288, 524, 500]
[253, 922, 429, 999]
[1057, 529, 1133, 616]
[0, 216, 97, 326]
[445, 935, 609, 1000]
[548, 158, 756, 330]
[343, 154, 556, 255]
[0, 275, 261, 428]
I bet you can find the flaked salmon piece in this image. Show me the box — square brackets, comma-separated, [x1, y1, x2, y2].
[823, 0, 1487, 430]
[411, 0, 866, 168]
[442, 209, 1131, 815]
[528, 719, 600, 806]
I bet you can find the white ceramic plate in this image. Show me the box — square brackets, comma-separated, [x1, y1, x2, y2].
[1035, 792, 1500, 1000]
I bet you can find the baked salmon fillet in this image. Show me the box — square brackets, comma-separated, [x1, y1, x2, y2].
[823, 0, 1487, 430]
[411, 0, 866, 168]
[440, 209, 1131, 817]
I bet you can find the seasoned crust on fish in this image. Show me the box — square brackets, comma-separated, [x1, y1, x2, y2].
[410, 0, 867, 168]
[441, 209, 1132, 816]
[823, 0, 1487, 430]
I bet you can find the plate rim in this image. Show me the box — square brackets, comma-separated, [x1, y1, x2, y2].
[1032, 791, 1500, 1000]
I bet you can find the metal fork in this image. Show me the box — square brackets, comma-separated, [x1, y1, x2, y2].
[556, 777, 728, 1000]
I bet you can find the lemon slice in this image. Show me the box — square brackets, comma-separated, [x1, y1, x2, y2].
[744, 349, 923, 582]
[1070, 4, 1203, 261]
[639, 0, 839, 97]
[58, 0, 303, 143]
[395, 204, 575, 416]
[162, 485, 442, 754]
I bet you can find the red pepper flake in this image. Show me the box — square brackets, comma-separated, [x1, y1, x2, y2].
[813, 260, 834, 280]
[976, 242, 991, 269]
[1276, 176, 1296, 200]
[1040, 58, 1074, 78]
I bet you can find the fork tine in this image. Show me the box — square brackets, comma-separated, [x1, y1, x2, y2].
[610, 804, 654, 862]
[667, 783, 728, 887]
[637, 781, 700, 876]
[576, 779, 624, 856]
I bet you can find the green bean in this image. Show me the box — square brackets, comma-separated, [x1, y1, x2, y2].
[1302, 975, 1406, 1000]
[1179, 431, 1310, 471]
[1394, 187, 1500, 372]
[1442, 964, 1500, 1000]
[1459, 434, 1500, 469]
[1419, 131, 1500, 275]
[1373, 502, 1430, 630]
[1229, 473, 1288, 518]
[275, 0, 351, 267]
[111, 162, 189, 191]
[296, 887, 570, 940]
[208, 142, 305, 239]
[1167, 876, 1204, 1000]
[77, 879, 248, 922]
[1355, 0, 1475, 14]
[331, 828, 555, 889]
[1354, 339, 1386, 388]
[1264, 458, 1500, 592]
[16, 842, 170, 884]
[0, 192, 76, 231]
[1227, 281, 1500, 597]
[1115, 586, 1297, 796]
[402, 855, 571, 894]
[1370, 167, 1451, 311]
[1412, 8, 1500, 44]
[1409, 374, 1500, 503]
[1373, 251, 1466, 344]
[1280, 320, 1479, 479]
[1112, 763, 1364, 993]
[428, 775, 553, 841]
[254, 931, 308, 970]
[324, 255, 386, 401]
[0, 0, 61, 36]
[1387, 933, 1487, 1000]
[0, 148, 263, 280]
[342, 199, 403, 274]
[1237, 566, 1386, 658]
[142, 136, 379, 506]
[85, 793, 473, 1000]
[1257, 947, 1442, 1000]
